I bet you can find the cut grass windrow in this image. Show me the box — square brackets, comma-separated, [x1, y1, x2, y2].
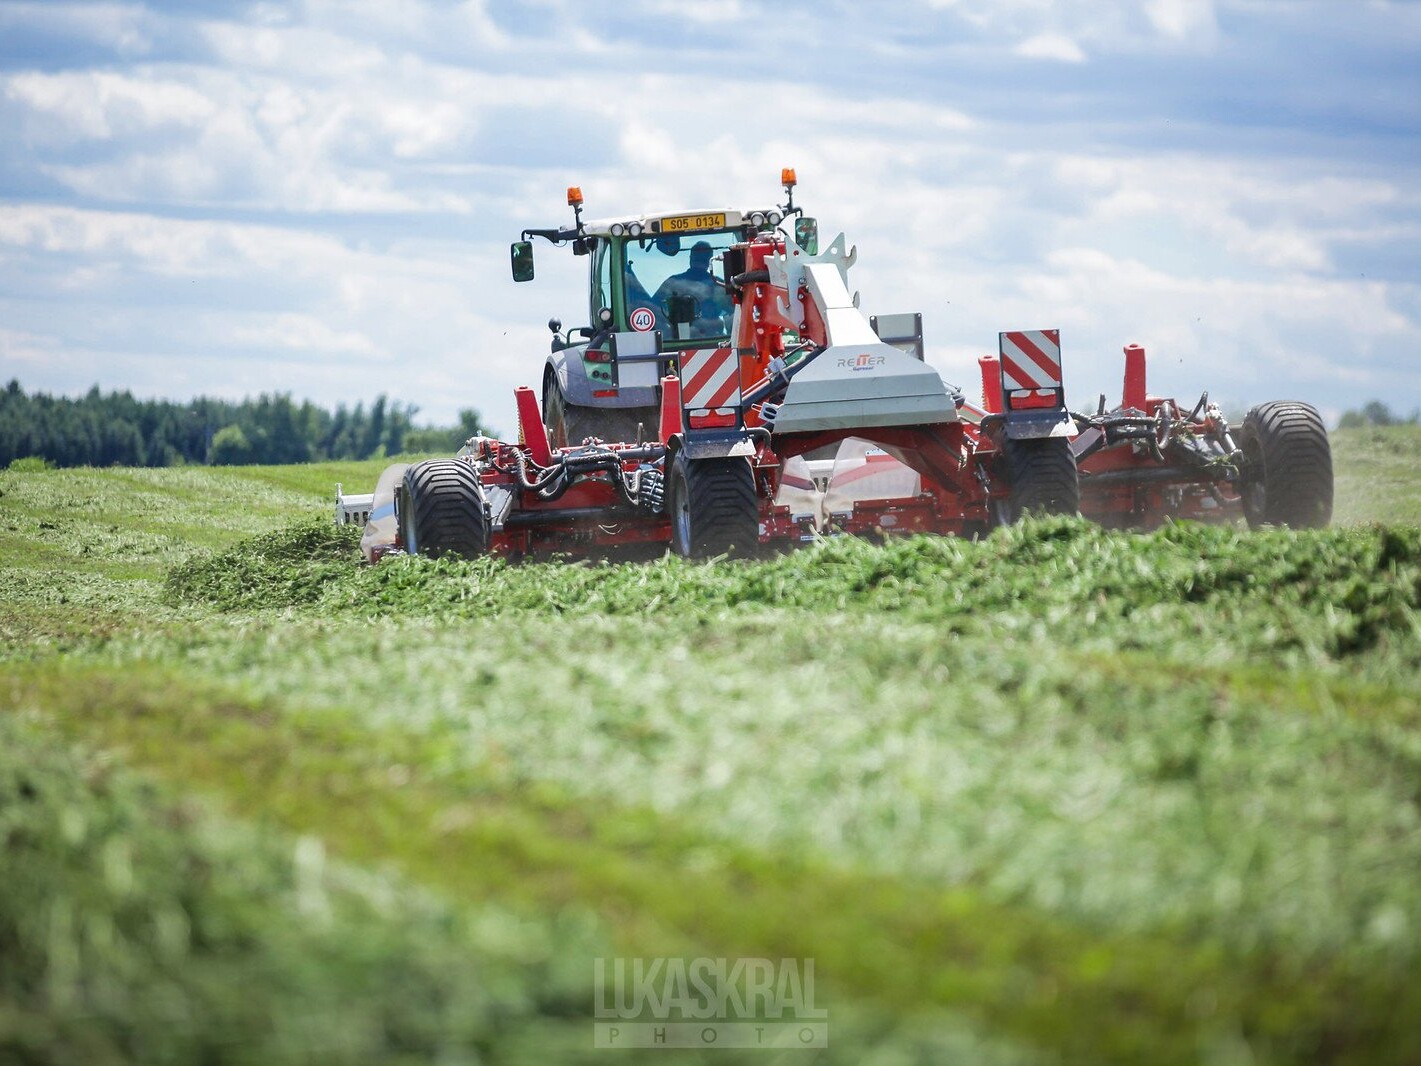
[166, 518, 1421, 670]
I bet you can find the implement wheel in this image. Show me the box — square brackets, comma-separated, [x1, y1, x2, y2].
[1004, 437, 1080, 522]
[1239, 401, 1333, 528]
[667, 450, 759, 559]
[397, 459, 489, 558]
[544, 382, 655, 448]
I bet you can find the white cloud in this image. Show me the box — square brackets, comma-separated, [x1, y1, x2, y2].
[0, 0, 1417, 428]
[0, 327, 65, 369]
[1014, 33, 1087, 62]
[6, 70, 216, 142]
[918, 0, 1221, 52]
[301, 0, 512, 53]
[4, 63, 482, 212]
[0, 205, 353, 279]
[0, 204, 539, 426]
[199, 22, 389, 79]
[227, 313, 386, 358]
[1020, 246, 1413, 393]
[0, 2, 153, 57]
[636, 0, 748, 23]
[1145, 0, 1219, 43]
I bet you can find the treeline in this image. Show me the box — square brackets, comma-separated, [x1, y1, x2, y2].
[1337, 400, 1420, 429]
[0, 380, 491, 469]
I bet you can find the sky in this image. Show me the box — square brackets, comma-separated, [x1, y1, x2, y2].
[1, 0, 1419, 434]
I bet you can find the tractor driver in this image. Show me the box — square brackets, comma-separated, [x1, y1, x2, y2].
[654, 240, 730, 337]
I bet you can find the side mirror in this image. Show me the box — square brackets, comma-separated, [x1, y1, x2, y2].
[510, 241, 534, 282]
[794, 217, 819, 256]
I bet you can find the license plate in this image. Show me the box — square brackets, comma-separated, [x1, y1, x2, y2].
[659, 212, 726, 233]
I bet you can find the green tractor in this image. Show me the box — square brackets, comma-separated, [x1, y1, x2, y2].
[511, 185, 808, 447]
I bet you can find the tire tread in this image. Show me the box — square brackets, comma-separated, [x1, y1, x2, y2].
[402, 459, 488, 558]
[545, 385, 656, 448]
[674, 454, 759, 557]
[1005, 437, 1080, 521]
[1241, 401, 1332, 528]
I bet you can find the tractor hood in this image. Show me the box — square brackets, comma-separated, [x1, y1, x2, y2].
[770, 342, 958, 434]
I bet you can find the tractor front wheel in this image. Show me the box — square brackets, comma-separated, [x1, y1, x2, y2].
[1239, 401, 1333, 528]
[667, 450, 760, 559]
[544, 383, 655, 448]
[1004, 437, 1080, 522]
[397, 459, 489, 558]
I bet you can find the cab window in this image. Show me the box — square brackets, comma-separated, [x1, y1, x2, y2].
[620, 231, 737, 343]
[590, 239, 611, 327]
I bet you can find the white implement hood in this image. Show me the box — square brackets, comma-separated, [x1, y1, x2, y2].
[772, 342, 958, 434]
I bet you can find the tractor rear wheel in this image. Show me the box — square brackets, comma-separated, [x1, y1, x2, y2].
[1004, 437, 1080, 522]
[544, 383, 655, 448]
[667, 450, 760, 558]
[1239, 401, 1332, 528]
[398, 459, 489, 558]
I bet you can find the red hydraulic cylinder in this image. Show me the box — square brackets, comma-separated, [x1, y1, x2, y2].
[658, 374, 684, 442]
[978, 355, 1003, 414]
[515, 386, 553, 465]
[1123, 344, 1148, 411]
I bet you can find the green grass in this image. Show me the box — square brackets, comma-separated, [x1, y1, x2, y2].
[1, 436, 1420, 1064]
[1333, 424, 1421, 525]
[0, 711, 599, 1066]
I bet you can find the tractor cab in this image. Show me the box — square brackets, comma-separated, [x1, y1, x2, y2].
[513, 198, 792, 347]
[512, 185, 806, 446]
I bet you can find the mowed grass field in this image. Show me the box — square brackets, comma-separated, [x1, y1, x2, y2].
[2, 427, 1420, 1065]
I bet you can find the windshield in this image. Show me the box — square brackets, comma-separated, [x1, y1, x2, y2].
[620, 231, 738, 342]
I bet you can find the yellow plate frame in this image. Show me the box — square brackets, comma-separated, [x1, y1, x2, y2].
[659, 212, 727, 234]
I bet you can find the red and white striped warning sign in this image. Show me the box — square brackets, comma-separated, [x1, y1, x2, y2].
[998, 330, 1062, 391]
[680, 347, 741, 411]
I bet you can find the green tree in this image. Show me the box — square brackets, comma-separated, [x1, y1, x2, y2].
[363, 396, 387, 459]
[0, 381, 494, 468]
[1338, 401, 1420, 429]
[209, 424, 254, 466]
[404, 408, 494, 454]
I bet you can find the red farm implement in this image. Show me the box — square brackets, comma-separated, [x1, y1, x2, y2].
[337, 171, 1330, 561]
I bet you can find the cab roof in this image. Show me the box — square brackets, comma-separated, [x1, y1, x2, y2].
[524, 206, 785, 245]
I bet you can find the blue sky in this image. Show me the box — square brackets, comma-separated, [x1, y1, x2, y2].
[1, 0, 1418, 432]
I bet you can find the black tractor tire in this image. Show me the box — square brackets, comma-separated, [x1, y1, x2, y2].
[1238, 401, 1333, 529]
[543, 382, 655, 448]
[1004, 437, 1080, 522]
[667, 450, 760, 559]
[397, 459, 489, 559]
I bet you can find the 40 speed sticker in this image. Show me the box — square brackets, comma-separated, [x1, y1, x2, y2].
[630, 306, 657, 332]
